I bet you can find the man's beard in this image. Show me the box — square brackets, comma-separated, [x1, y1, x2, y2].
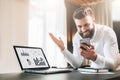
[79, 28, 94, 38]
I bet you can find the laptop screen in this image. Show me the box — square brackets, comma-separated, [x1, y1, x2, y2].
[14, 46, 50, 69]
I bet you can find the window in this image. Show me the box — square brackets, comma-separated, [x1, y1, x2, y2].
[29, 0, 67, 67]
[112, 0, 120, 51]
[112, 0, 120, 21]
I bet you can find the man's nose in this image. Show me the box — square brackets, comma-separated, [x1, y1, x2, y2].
[81, 27, 87, 33]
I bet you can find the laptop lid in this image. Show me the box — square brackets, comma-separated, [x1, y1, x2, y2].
[13, 46, 50, 71]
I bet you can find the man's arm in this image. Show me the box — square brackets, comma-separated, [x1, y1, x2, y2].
[94, 30, 119, 70]
[49, 33, 83, 68]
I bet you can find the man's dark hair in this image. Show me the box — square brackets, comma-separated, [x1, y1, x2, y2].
[73, 6, 94, 19]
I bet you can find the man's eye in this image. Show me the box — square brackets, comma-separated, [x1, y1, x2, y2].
[84, 23, 90, 27]
[78, 25, 82, 28]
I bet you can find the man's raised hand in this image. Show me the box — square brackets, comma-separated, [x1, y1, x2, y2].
[49, 33, 65, 51]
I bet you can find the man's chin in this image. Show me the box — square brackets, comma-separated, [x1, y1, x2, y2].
[79, 33, 91, 38]
[82, 36, 90, 38]
[82, 34, 90, 38]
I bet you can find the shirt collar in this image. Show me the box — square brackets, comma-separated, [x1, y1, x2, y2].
[90, 24, 98, 43]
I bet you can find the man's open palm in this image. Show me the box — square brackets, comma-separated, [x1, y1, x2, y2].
[49, 33, 65, 51]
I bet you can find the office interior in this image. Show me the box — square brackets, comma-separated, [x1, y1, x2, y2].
[0, 0, 120, 74]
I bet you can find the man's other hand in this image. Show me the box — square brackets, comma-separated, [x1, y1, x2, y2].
[49, 33, 65, 51]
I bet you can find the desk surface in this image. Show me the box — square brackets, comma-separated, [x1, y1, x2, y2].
[1, 71, 120, 80]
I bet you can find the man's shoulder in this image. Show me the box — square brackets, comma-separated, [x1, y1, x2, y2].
[96, 24, 111, 28]
[73, 32, 81, 42]
[95, 24, 115, 37]
[74, 32, 81, 39]
[74, 32, 79, 36]
[95, 24, 113, 31]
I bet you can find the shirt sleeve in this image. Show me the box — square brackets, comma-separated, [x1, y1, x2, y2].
[62, 33, 83, 68]
[94, 28, 119, 70]
[62, 49, 80, 68]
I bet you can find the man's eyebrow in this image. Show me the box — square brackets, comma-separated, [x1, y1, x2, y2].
[77, 23, 90, 28]
[84, 23, 90, 26]
[78, 25, 82, 27]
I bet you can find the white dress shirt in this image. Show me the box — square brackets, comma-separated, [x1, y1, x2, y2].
[62, 24, 120, 71]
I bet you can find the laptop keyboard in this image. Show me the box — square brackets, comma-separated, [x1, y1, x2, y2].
[25, 68, 73, 73]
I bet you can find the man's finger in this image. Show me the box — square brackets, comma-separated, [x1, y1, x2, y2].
[49, 33, 59, 43]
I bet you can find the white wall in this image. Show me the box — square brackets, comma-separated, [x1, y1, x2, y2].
[0, 0, 28, 73]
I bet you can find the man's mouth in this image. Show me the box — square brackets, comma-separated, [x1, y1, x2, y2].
[79, 30, 91, 38]
[83, 30, 89, 35]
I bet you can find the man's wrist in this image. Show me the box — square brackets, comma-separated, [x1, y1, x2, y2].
[61, 47, 65, 51]
[91, 54, 97, 61]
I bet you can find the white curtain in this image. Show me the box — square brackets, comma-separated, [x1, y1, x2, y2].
[0, 0, 67, 73]
[29, 0, 67, 67]
[91, 0, 112, 27]
[0, 0, 28, 73]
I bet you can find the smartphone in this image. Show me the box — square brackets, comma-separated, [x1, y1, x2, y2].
[80, 38, 90, 50]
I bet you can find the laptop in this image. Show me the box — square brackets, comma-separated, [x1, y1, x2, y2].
[13, 46, 73, 74]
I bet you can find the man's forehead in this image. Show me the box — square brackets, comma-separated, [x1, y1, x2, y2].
[75, 16, 93, 25]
